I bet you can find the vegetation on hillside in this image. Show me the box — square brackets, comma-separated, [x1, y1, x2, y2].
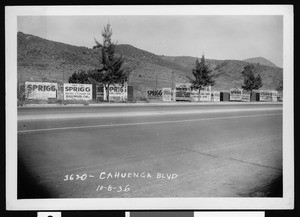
[17, 31, 283, 99]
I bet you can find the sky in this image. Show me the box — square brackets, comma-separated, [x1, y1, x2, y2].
[18, 15, 283, 67]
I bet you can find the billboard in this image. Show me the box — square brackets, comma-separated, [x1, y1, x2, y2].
[259, 90, 272, 102]
[211, 91, 220, 102]
[147, 89, 162, 100]
[190, 86, 212, 102]
[108, 83, 128, 102]
[271, 90, 278, 102]
[278, 92, 283, 102]
[96, 85, 105, 101]
[64, 83, 92, 100]
[25, 81, 57, 100]
[175, 83, 191, 101]
[241, 90, 251, 102]
[190, 89, 199, 102]
[162, 88, 173, 101]
[230, 88, 243, 101]
[199, 90, 211, 101]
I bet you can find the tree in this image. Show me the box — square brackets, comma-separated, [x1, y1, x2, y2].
[91, 23, 127, 102]
[241, 64, 263, 93]
[189, 54, 215, 101]
[276, 80, 283, 92]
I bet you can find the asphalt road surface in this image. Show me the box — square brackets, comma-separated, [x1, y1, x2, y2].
[17, 103, 283, 198]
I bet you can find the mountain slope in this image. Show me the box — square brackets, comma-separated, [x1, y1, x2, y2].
[212, 60, 282, 90]
[162, 56, 282, 91]
[243, 57, 278, 68]
[17, 32, 191, 99]
[17, 32, 283, 100]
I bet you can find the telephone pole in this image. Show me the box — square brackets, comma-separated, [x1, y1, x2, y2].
[171, 71, 174, 90]
[155, 72, 158, 90]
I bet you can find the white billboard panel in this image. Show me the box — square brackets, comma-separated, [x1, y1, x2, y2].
[211, 91, 220, 102]
[108, 83, 128, 102]
[271, 90, 278, 102]
[190, 86, 211, 102]
[259, 90, 272, 102]
[190, 89, 199, 102]
[241, 90, 251, 102]
[64, 83, 92, 100]
[175, 83, 191, 101]
[162, 88, 172, 101]
[96, 85, 105, 101]
[230, 89, 243, 101]
[147, 89, 162, 100]
[25, 82, 57, 100]
[199, 90, 211, 101]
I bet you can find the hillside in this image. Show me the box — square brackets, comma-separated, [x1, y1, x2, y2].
[17, 32, 192, 99]
[243, 57, 278, 68]
[17, 32, 283, 99]
[161, 55, 223, 70]
[162, 56, 282, 91]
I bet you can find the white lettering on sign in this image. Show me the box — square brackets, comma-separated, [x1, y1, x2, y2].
[25, 82, 58, 100]
[64, 83, 92, 100]
[107, 83, 128, 102]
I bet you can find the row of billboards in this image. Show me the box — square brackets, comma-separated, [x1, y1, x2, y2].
[23, 81, 281, 102]
[24, 81, 128, 102]
[147, 83, 280, 102]
[146, 85, 219, 102]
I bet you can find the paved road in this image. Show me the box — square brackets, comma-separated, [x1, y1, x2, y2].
[17, 103, 283, 198]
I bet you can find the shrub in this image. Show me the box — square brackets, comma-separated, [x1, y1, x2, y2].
[17, 83, 27, 106]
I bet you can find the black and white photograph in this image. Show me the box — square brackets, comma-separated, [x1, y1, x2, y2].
[5, 5, 294, 210]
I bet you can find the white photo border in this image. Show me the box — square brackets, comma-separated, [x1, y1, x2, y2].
[5, 5, 294, 210]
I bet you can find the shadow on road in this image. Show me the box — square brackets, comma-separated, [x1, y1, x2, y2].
[18, 157, 55, 199]
[239, 175, 283, 197]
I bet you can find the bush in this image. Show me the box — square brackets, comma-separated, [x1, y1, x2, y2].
[56, 99, 63, 104]
[17, 83, 28, 106]
[17, 99, 24, 107]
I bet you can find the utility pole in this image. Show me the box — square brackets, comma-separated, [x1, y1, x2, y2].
[171, 71, 174, 90]
[155, 72, 158, 90]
